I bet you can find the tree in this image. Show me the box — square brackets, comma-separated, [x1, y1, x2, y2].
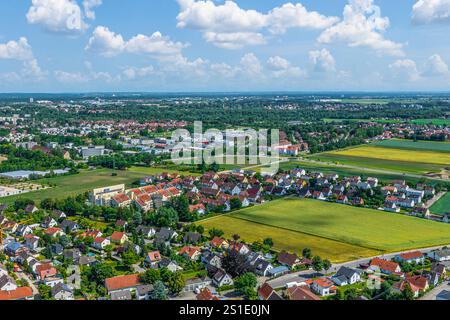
[234, 273, 257, 292]
[88, 263, 115, 285]
[263, 238, 274, 247]
[302, 248, 312, 259]
[133, 211, 142, 226]
[312, 256, 323, 274]
[38, 284, 52, 300]
[222, 250, 254, 277]
[323, 259, 332, 274]
[140, 269, 161, 284]
[151, 281, 168, 300]
[208, 228, 224, 239]
[165, 272, 186, 295]
[402, 283, 415, 300]
[154, 207, 179, 227]
[230, 197, 242, 210]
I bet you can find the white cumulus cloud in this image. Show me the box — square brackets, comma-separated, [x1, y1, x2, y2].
[27, 0, 89, 34]
[176, 0, 339, 49]
[423, 54, 449, 76]
[86, 26, 187, 59]
[389, 59, 420, 81]
[412, 0, 450, 24]
[318, 0, 403, 57]
[309, 48, 336, 72]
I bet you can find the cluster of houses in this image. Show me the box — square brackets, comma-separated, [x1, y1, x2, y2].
[89, 168, 441, 222]
[257, 249, 449, 301]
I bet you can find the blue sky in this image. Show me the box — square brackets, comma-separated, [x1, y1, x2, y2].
[1, 0, 450, 92]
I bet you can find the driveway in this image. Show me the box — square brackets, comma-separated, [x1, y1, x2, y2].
[420, 281, 450, 300]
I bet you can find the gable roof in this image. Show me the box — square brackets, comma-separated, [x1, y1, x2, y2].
[0, 287, 33, 300]
[105, 274, 140, 292]
[287, 285, 320, 301]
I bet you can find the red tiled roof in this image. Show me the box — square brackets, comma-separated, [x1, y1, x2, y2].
[0, 287, 33, 300]
[111, 231, 126, 242]
[287, 285, 320, 301]
[112, 193, 130, 204]
[105, 274, 140, 292]
[147, 251, 161, 262]
[45, 227, 61, 235]
[399, 251, 424, 260]
[197, 288, 219, 301]
[258, 283, 275, 300]
[370, 257, 400, 273]
[210, 237, 226, 248]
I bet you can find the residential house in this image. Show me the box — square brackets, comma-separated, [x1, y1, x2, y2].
[93, 237, 111, 250]
[277, 251, 301, 269]
[183, 232, 202, 244]
[51, 283, 74, 300]
[258, 283, 282, 300]
[212, 269, 233, 288]
[0, 287, 34, 300]
[105, 274, 141, 294]
[60, 220, 79, 233]
[370, 258, 402, 275]
[179, 246, 201, 261]
[41, 217, 58, 229]
[196, 288, 219, 301]
[395, 251, 425, 264]
[159, 258, 183, 272]
[428, 249, 450, 262]
[311, 277, 337, 296]
[144, 251, 162, 268]
[136, 225, 156, 238]
[286, 285, 320, 301]
[111, 231, 128, 245]
[331, 267, 362, 286]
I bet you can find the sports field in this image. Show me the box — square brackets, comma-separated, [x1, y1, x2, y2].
[1, 166, 195, 204]
[198, 198, 450, 262]
[431, 192, 450, 215]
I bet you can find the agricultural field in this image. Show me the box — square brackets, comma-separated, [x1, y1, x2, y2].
[198, 198, 450, 262]
[411, 119, 450, 126]
[310, 143, 450, 175]
[372, 139, 450, 153]
[199, 215, 381, 263]
[0, 166, 195, 204]
[430, 192, 450, 215]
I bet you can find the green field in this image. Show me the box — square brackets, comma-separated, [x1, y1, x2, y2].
[199, 198, 450, 262]
[411, 119, 450, 126]
[431, 192, 450, 215]
[309, 142, 450, 175]
[1, 166, 195, 204]
[373, 139, 450, 153]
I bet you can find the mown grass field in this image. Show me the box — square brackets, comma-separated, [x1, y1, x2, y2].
[431, 192, 450, 215]
[373, 139, 450, 153]
[1, 166, 195, 204]
[199, 198, 450, 262]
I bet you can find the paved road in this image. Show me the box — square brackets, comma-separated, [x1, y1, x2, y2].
[17, 271, 39, 295]
[425, 192, 446, 209]
[267, 245, 450, 289]
[420, 281, 450, 300]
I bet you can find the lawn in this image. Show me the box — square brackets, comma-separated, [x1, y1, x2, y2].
[431, 192, 450, 215]
[199, 198, 450, 262]
[372, 139, 450, 153]
[0, 166, 197, 204]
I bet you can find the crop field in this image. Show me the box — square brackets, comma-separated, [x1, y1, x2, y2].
[372, 139, 450, 153]
[198, 215, 382, 263]
[310, 144, 449, 175]
[199, 198, 450, 262]
[431, 192, 450, 215]
[1, 166, 195, 204]
[411, 119, 450, 126]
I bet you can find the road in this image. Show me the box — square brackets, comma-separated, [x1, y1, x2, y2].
[425, 191, 446, 209]
[420, 280, 450, 300]
[266, 245, 450, 289]
[17, 270, 39, 296]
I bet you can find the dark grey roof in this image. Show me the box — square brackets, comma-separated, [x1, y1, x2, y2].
[51, 283, 73, 296]
[110, 290, 132, 300]
[437, 290, 450, 300]
[137, 284, 154, 296]
[60, 220, 78, 230]
[183, 232, 201, 244]
[334, 266, 359, 279]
